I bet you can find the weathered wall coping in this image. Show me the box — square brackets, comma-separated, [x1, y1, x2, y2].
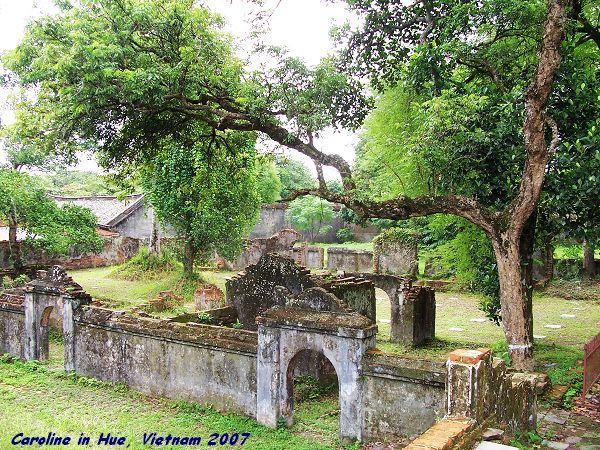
[0, 302, 24, 314]
[75, 306, 258, 355]
[256, 306, 377, 339]
[328, 247, 374, 255]
[362, 351, 446, 387]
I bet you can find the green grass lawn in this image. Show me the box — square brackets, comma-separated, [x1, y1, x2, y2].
[0, 356, 346, 450]
[375, 288, 599, 357]
[71, 266, 235, 311]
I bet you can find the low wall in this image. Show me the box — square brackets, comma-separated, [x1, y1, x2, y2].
[293, 246, 325, 269]
[327, 248, 374, 273]
[374, 241, 418, 277]
[361, 352, 447, 439]
[72, 307, 258, 416]
[0, 300, 24, 359]
[0, 235, 140, 271]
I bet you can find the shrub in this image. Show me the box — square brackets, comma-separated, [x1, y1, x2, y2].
[111, 247, 179, 280]
[336, 227, 354, 243]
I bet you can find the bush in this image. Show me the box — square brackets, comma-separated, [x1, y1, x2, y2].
[336, 227, 354, 243]
[373, 227, 419, 247]
[111, 247, 179, 280]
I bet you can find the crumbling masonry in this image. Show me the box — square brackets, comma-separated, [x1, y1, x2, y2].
[0, 260, 540, 445]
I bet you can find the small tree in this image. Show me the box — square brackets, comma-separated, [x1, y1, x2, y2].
[140, 131, 260, 277]
[0, 169, 103, 270]
[286, 196, 334, 242]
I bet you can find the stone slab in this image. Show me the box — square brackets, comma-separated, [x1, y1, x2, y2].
[482, 428, 504, 441]
[475, 442, 518, 450]
[543, 412, 569, 425]
[541, 440, 569, 450]
[544, 324, 563, 329]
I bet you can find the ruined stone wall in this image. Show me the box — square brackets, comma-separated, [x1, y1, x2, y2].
[0, 235, 140, 271]
[227, 229, 300, 270]
[226, 255, 316, 330]
[113, 206, 176, 239]
[321, 277, 376, 321]
[374, 241, 418, 277]
[446, 348, 538, 432]
[293, 245, 324, 269]
[361, 352, 447, 440]
[249, 203, 379, 243]
[327, 248, 374, 273]
[72, 307, 258, 417]
[0, 296, 25, 359]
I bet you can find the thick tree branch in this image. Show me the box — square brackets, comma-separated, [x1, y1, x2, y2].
[506, 0, 568, 240]
[282, 188, 496, 236]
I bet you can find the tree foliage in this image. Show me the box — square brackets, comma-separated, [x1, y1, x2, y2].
[286, 196, 334, 242]
[255, 156, 282, 204]
[0, 169, 103, 269]
[139, 129, 260, 276]
[273, 155, 316, 199]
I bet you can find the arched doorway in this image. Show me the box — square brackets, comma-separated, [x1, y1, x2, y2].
[283, 349, 339, 431]
[256, 301, 376, 442]
[374, 287, 392, 341]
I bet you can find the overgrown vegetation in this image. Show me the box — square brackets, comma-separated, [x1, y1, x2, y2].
[293, 375, 338, 404]
[111, 248, 180, 281]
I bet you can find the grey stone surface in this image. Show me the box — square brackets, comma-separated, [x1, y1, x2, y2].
[541, 440, 569, 450]
[475, 442, 519, 449]
[565, 436, 582, 444]
[327, 247, 374, 273]
[73, 307, 258, 417]
[0, 305, 25, 358]
[361, 353, 446, 439]
[374, 240, 418, 277]
[543, 413, 569, 425]
[482, 428, 505, 440]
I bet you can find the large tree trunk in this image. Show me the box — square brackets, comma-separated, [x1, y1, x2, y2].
[493, 236, 535, 371]
[183, 240, 196, 278]
[7, 206, 23, 272]
[583, 239, 595, 280]
[149, 210, 161, 257]
[519, 211, 537, 343]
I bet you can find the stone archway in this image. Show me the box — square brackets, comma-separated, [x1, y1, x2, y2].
[256, 301, 376, 442]
[347, 273, 435, 346]
[23, 267, 91, 364]
[283, 349, 339, 425]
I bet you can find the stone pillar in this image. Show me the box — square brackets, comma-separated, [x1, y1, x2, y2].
[62, 295, 77, 372]
[23, 288, 38, 361]
[23, 279, 60, 362]
[256, 325, 282, 428]
[446, 348, 492, 421]
[336, 339, 368, 443]
[396, 286, 435, 346]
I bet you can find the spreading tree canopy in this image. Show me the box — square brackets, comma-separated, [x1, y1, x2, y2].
[2, 0, 575, 369]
